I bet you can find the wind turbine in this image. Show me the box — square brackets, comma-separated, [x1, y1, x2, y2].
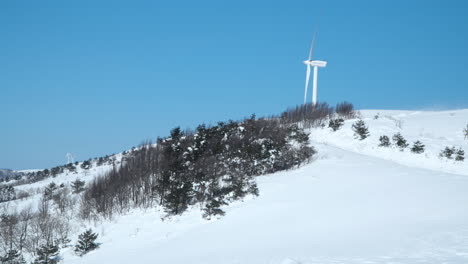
[303, 30, 327, 106]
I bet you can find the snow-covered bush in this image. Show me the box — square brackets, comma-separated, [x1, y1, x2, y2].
[392, 133, 409, 151]
[352, 120, 370, 140]
[328, 118, 344, 132]
[464, 125, 468, 140]
[378, 135, 390, 147]
[80, 160, 92, 170]
[1, 249, 26, 264]
[0, 185, 15, 203]
[410, 141, 425, 154]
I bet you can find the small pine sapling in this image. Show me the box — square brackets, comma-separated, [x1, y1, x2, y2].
[33, 243, 59, 264]
[392, 133, 409, 151]
[71, 179, 86, 194]
[352, 119, 370, 140]
[44, 182, 58, 200]
[328, 118, 344, 132]
[75, 229, 99, 256]
[410, 140, 425, 154]
[202, 198, 227, 219]
[378, 135, 390, 147]
[455, 148, 465, 161]
[1, 249, 26, 264]
[439, 146, 456, 159]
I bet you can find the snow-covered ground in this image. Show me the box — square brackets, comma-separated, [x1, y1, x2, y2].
[5, 109, 468, 263]
[311, 109, 468, 176]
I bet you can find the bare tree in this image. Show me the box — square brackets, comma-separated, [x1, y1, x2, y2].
[0, 211, 18, 253]
[335, 101, 356, 119]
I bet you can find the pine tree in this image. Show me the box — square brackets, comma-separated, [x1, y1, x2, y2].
[464, 124, 468, 139]
[392, 133, 409, 150]
[378, 135, 390, 147]
[410, 140, 425, 154]
[80, 160, 92, 170]
[71, 179, 86, 194]
[440, 146, 456, 159]
[1, 249, 26, 264]
[455, 148, 465, 161]
[328, 118, 344, 132]
[202, 179, 228, 219]
[75, 229, 99, 256]
[352, 120, 370, 140]
[44, 182, 57, 199]
[202, 197, 226, 219]
[33, 244, 59, 264]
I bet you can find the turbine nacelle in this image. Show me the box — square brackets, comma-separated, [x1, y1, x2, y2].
[303, 60, 327, 67]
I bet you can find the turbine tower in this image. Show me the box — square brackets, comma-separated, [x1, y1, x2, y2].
[303, 30, 327, 106]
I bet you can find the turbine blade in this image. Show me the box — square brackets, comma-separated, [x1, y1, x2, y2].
[304, 65, 311, 104]
[308, 30, 316, 60]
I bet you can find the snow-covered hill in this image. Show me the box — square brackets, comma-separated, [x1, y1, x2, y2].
[312, 109, 468, 176]
[4, 109, 468, 263]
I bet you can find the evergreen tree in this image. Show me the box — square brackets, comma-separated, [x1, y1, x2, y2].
[80, 160, 92, 170]
[1, 249, 26, 264]
[44, 182, 58, 199]
[464, 124, 468, 139]
[202, 196, 227, 219]
[202, 179, 228, 219]
[71, 179, 86, 194]
[352, 120, 370, 140]
[163, 180, 193, 215]
[75, 229, 99, 256]
[328, 118, 344, 132]
[455, 148, 465, 161]
[440, 146, 456, 159]
[392, 133, 409, 150]
[410, 140, 425, 154]
[33, 244, 59, 264]
[96, 157, 105, 166]
[378, 135, 390, 147]
[65, 163, 76, 172]
[50, 167, 62, 177]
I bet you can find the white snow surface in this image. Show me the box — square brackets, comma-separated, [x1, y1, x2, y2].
[8, 109, 468, 263]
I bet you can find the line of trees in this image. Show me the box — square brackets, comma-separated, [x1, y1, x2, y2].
[81, 115, 315, 220]
[0, 104, 326, 261]
[280, 101, 356, 128]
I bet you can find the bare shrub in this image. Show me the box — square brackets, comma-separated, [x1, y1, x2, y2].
[280, 102, 333, 128]
[52, 187, 74, 216]
[335, 101, 356, 119]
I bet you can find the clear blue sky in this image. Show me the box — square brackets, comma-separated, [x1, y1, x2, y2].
[1, 0, 467, 170]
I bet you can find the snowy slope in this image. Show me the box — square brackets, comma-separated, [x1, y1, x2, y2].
[312, 109, 468, 176]
[58, 109, 468, 264]
[5, 109, 468, 263]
